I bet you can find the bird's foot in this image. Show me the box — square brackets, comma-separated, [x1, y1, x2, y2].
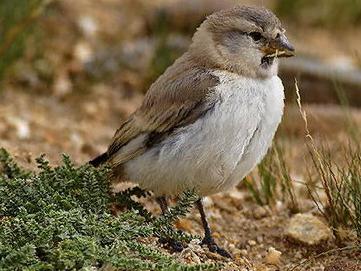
[159, 237, 185, 252]
[200, 237, 232, 258]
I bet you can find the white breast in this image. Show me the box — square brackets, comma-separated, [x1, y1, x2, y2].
[124, 70, 284, 196]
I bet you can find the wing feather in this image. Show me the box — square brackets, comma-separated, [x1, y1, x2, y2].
[105, 54, 220, 166]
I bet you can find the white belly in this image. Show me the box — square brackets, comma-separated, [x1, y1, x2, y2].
[124, 71, 284, 196]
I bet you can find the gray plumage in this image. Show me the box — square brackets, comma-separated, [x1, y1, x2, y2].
[90, 5, 294, 197]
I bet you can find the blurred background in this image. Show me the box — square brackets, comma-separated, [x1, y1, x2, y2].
[0, 0, 360, 165]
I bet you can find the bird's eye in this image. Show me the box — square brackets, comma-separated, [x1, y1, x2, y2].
[249, 32, 263, 42]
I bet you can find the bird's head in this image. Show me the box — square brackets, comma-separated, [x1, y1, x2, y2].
[189, 5, 295, 78]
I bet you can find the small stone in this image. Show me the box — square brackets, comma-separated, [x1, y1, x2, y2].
[253, 206, 268, 219]
[202, 196, 213, 208]
[256, 235, 264, 243]
[275, 200, 285, 212]
[228, 189, 245, 208]
[248, 240, 257, 246]
[285, 213, 333, 245]
[179, 248, 196, 263]
[78, 16, 98, 37]
[240, 249, 248, 256]
[264, 247, 282, 265]
[204, 250, 224, 261]
[190, 250, 201, 264]
[83, 102, 98, 116]
[236, 258, 246, 265]
[54, 72, 72, 97]
[15, 119, 30, 140]
[74, 42, 93, 64]
[188, 239, 202, 253]
[254, 264, 272, 271]
[231, 247, 242, 256]
[6, 117, 30, 140]
[212, 195, 236, 212]
[228, 189, 244, 200]
[294, 251, 303, 260]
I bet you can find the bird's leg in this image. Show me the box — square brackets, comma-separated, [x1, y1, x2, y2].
[156, 196, 184, 252]
[196, 198, 232, 258]
[156, 196, 168, 215]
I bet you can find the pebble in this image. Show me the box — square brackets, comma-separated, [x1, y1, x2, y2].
[74, 42, 94, 64]
[10, 117, 30, 139]
[256, 235, 264, 243]
[77, 16, 98, 37]
[240, 249, 248, 256]
[54, 72, 72, 97]
[253, 206, 268, 219]
[204, 250, 224, 261]
[248, 240, 257, 246]
[275, 200, 285, 212]
[285, 213, 333, 245]
[227, 189, 245, 209]
[264, 247, 282, 265]
[188, 239, 202, 252]
[202, 196, 214, 208]
[212, 195, 237, 212]
[178, 248, 201, 264]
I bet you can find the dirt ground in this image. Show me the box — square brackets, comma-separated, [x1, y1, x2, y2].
[1, 0, 361, 270]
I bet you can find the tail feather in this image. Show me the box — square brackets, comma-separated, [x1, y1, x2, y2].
[89, 152, 108, 167]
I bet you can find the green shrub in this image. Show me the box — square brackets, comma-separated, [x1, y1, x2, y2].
[0, 148, 221, 271]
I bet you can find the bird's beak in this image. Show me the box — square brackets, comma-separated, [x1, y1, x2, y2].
[263, 33, 295, 58]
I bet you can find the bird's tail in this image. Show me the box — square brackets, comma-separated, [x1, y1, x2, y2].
[89, 152, 108, 167]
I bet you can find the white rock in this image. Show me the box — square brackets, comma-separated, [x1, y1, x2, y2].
[227, 189, 244, 200]
[7, 117, 30, 139]
[74, 42, 93, 64]
[54, 73, 72, 97]
[253, 206, 268, 219]
[78, 16, 98, 37]
[264, 247, 282, 265]
[178, 247, 201, 264]
[285, 213, 332, 245]
[247, 240, 256, 246]
[202, 196, 213, 208]
[240, 249, 248, 256]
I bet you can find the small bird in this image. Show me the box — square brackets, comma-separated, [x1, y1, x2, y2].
[90, 5, 294, 257]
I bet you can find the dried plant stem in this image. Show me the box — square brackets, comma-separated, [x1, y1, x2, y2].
[289, 245, 360, 271]
[295, 79, 336, 217]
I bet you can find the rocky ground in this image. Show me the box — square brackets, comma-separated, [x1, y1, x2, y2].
[1, 0, 361, 270]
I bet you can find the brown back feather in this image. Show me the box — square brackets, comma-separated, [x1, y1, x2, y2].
[106, 53, 220, 166]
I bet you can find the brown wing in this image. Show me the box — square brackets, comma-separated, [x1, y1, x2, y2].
[106, 54, 219, 166]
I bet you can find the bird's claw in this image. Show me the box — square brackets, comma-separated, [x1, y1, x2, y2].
[159, 237, 185, 252]
[200, 238, 233, 258]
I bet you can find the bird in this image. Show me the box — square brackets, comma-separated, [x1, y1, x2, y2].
[90, 5, 295, 257]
